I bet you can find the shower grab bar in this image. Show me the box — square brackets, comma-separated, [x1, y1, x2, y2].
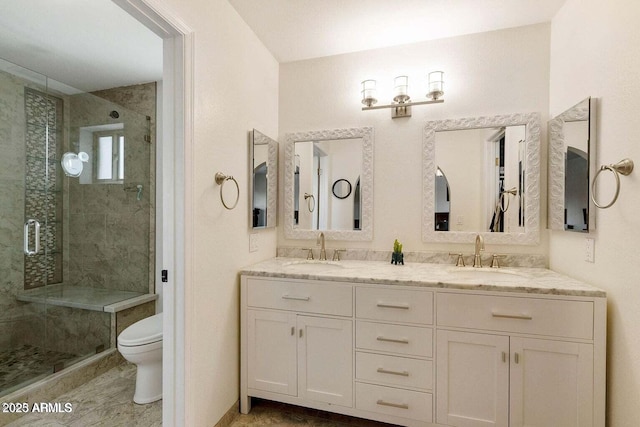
[24, 219, 41, 257]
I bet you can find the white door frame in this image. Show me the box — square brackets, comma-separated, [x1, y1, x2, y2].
[112, 1, 192, 425]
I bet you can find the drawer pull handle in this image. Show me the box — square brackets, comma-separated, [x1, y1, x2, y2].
[376, 336, 410, 344]
[377, 367, 409, 377]
[376, 303, 410, 310]
[376, 399, 409, 410]
[491, 311, 532, 320]
[282, 294, 310, 301]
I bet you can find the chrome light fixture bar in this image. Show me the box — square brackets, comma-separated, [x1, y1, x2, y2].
[361, 72, 445, 118]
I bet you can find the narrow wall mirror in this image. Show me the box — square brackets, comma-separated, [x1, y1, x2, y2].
[423, 113, 541, 245]
[284, 127, 373, 241]
[548, 97, 596, 232]
[250, 129, 278, 229]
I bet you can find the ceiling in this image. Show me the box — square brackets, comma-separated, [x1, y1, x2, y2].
[229, 0, 567, 63]
[0, 0, 163, 93]
[0, 0, 566, 92]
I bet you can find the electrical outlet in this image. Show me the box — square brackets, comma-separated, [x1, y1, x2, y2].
[249, 233, 259, 253]
[457, 215, 464, 225]
[585, 238, 595, 263]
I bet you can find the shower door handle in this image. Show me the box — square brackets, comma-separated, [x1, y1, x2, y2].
[24, 219, 41, 256]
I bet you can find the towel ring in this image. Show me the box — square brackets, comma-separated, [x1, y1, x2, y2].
[304, 193, 315, 212]
[499, 187, 518, 213]
[215, 172, 240, 210]
[591, 158, 634, 209]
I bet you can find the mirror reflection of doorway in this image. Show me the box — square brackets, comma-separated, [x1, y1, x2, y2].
[253, 162, 267, 227]
[565, 147, 588, 231]
[435, 167, 450, 231]
[353, 177, 361, 230]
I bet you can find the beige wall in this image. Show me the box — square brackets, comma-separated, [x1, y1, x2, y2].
[279, 24, 550, 255]
[121, 1, 640, 425]
[156, 0, 279, 425]
[549, 0, 640, 425]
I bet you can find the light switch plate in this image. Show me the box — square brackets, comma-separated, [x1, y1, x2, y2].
[585, 238, 595, 263]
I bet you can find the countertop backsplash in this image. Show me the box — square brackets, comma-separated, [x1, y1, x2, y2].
[276, 247, 546, 268]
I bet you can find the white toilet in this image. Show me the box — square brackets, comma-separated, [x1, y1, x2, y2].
[117, 313, 163, 404]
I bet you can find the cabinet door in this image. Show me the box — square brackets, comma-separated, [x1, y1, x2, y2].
[437, 330, 509, 427]
[298, 315, 353, 407]
[510, 338, 594, 427]
[247, 310, 297, 395]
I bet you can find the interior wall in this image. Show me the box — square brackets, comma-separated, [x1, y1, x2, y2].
[278, 24, 550, 256]
[435, 128, 485, 232]
[155, 0, 279, 425]
[549, 0, 640, 425]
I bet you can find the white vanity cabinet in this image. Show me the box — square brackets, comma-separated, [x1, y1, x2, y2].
[354, 286, 434, 424]
[243, 277, 353, 409]
[240, 265, 606, 427]
[436, 292, 604, 427]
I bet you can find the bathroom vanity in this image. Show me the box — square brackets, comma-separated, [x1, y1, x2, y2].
[240, 258, 606, 427]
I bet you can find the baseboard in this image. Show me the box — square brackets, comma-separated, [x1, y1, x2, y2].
[214, 400, 239, 427]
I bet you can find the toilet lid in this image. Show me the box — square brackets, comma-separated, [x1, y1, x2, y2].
[118, 313, 163, 346]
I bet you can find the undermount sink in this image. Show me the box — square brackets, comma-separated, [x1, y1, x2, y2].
[282, 260, 344, 272]
[448, 267, 529, 280]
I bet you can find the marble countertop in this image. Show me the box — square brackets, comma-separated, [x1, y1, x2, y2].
[240, 257, 606, 298]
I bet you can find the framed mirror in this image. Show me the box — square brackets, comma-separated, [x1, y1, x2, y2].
[548, 97, 596, 232]
[284, 127, 374, 241]
[249, 129, 278, 229]
[422, 113, 541, 245]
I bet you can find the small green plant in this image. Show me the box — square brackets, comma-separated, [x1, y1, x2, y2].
[391, 239, 404, 265]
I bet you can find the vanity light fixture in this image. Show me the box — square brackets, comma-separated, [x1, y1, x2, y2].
[361, 72, 444, 119]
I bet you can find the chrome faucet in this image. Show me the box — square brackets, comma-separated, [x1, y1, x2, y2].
[473, 234, 484, 268]
[317, 232, 327, 261]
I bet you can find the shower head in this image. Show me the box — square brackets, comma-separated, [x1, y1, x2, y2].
[109, 110, 120, 119]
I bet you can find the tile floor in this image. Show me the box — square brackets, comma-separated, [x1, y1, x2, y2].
[4, 363, 161, 427]
[231, 400, 398, 427]
[3, 363, 399, 427]
[0, 345, 78, 394]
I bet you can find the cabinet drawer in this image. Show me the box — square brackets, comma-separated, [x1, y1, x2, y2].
[246, 278, 352, 316]
[356, 287, 433, 325]
[437, 293, 594, 340]
[356, 352, 432, 390]
[356, 321, 432, 357]
[356, 382, 433, 422]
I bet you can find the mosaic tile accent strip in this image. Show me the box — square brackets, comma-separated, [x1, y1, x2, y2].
[23, 88, 63, 289]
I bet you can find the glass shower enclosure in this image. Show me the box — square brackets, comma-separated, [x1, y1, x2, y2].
[0, 58, 155, 396]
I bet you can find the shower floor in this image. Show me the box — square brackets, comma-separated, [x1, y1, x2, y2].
[0, 344, 78, 395]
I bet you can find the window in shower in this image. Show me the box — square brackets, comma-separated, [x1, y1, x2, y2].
[95, 131, 124, 183]
[77, 123, 125, 185]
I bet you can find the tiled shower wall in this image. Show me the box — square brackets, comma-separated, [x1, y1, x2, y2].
[0, 69, 156, 359]
[45, 82, 157, 356]
[65, 83, 156, 294]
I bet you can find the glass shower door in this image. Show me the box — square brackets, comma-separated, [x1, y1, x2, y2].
[0, 58, 62, 396]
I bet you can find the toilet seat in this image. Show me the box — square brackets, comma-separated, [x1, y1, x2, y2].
[118, 313, 163, 347]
